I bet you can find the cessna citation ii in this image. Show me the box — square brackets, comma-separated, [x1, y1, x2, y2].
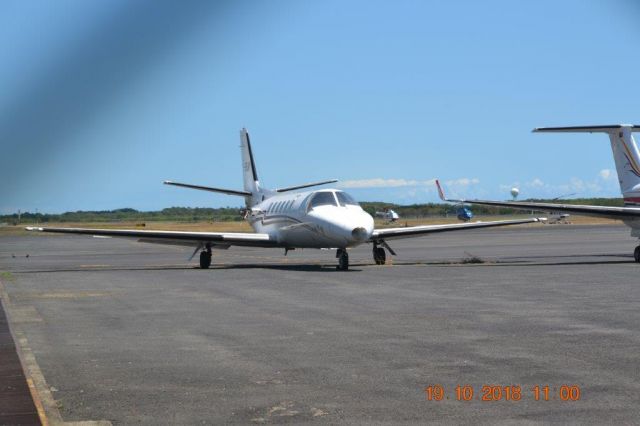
[27, 129, 544, 270]
[437, 124, 640, 263]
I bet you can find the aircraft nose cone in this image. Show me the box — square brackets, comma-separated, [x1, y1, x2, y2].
[351, 226, 368, 241]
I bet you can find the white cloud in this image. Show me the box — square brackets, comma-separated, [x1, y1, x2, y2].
[445, 177, 480, 187]
[499, 169, 620, 198]
[338, 177, 480, 192]
[598, 169, 613, 180]
[530, 178, 544, 188]
[338, 178, 435, 189]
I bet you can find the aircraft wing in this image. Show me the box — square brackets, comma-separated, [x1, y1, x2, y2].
[434, 178, 640, 220]
[370, 217, 544, 241]
[25, 227, 277, 248]
[451, 200, 640, 219]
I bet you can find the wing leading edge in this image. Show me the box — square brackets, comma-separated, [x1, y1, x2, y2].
[434, 178, 640, 220]
[370, 217, 544, 241]
[25, 227, 276, 248]
[444, 200, 640, 220]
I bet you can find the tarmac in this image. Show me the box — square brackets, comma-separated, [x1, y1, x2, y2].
[1, 224, 639, 424]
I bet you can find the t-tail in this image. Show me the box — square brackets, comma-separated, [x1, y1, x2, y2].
[164, 128, 338, 207]
[533, 125, 640, 206]
[240, 128, 265, 206]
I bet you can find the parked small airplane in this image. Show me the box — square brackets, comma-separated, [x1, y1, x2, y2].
[27, 129, 543, 270]
[375, 208, 400, 222]
[453, 204, 473, 222]
[434, 182, 473, 221]
[437, 124, 640, 262]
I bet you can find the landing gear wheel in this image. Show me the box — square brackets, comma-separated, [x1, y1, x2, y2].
[199, 250, 212, 269]
[634, 246, 640, 263]
[373, 247, 386, 265]
[337, 249, 349, 271]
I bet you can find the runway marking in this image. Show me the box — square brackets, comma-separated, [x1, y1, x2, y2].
[25, 291, 111, 299]
[8, 306, 43, 323]
[26, 377, 49, 426]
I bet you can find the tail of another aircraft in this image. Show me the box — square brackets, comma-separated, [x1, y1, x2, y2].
[534, 125, 640, 205]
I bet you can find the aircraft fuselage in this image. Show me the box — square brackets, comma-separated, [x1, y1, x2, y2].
[246, 189, 374, 249]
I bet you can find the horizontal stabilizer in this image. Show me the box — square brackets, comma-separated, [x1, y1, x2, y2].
[164, 181, 251, 197]
[276, 179, 338, 193]
[533, 125, 640, 133]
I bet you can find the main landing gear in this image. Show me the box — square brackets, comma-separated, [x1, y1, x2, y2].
[336, 249, 349, 271]
[634, 245, 640, 263]
[199, 247, 212, 269]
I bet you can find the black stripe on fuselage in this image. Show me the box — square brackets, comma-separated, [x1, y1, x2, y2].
[250, 215, 303, 226]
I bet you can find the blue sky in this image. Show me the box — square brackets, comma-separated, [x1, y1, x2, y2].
[2, 0, 640, 213]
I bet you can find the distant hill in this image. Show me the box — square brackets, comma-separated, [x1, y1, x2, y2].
[1, 198, 624, 224]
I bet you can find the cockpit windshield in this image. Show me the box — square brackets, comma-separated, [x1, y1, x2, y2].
[308, 191, 337, 209]
[335, 191, 359, 207]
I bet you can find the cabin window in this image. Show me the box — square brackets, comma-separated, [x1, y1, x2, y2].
[308, 192, 337, 210]
[335, 191, 359, 206]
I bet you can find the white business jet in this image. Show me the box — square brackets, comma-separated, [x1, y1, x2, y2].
[27, 129, 543, 270]
[437, 124, 640, 262]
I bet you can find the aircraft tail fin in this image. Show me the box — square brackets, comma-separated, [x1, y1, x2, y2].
[534, 125, 640, 205]
[240, 128, 263, 206]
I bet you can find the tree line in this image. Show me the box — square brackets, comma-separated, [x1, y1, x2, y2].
[1, 198, 624, 224]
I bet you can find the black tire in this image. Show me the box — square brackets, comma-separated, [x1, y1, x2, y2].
[634, 246, 640, 263]
[199, 251, 212, 269]
[338, 251, 349, 271]
[375, 247, 386, 265]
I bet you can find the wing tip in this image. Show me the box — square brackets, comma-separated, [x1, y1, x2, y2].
[435, 179, 445, 201]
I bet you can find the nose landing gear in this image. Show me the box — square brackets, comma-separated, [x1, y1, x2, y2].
[372, 241, 394, 265]
[634, 245, 640, 263]
[373, 246, 386, 265]
[336, 249, 349, 271]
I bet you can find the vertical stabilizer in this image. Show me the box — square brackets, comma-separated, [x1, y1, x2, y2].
[609, 127, 640, 204]
[240, 128, 262, 206]
[534, 125, 640, 205]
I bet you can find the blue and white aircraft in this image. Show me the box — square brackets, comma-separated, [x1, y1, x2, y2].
[27, 129, 543, 270]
